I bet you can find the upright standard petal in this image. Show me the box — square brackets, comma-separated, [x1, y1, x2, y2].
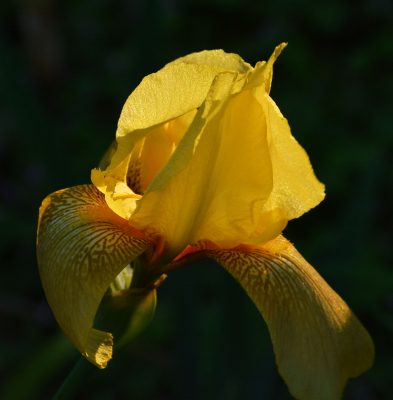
[131, 79, 279, 255]
[256, 93, 325, 220]
[131, 46, 324, 256]
[245, 42, 287, 94]
[37, 185, 152, 368]
[116, 50, 251, 137]
[104, 50, 252, 176]
[202, 236, 374, 400]
[94, 51, 251, 220]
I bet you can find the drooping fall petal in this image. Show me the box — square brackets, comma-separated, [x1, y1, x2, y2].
[203, 236, 374, 400]
[36, 185, 152, 368]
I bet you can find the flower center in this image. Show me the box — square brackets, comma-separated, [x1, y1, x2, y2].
[125, 109, 197, 195]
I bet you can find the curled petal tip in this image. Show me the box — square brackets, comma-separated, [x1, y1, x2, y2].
[84, 329, 113, 369]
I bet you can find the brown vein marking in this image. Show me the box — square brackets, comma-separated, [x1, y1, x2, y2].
[127, 159, 142, 194]
[203, 243, 374, 399]
[206, 247, 336, 331]
[37, 184, 152, 295]
[36, 183, 157, 364]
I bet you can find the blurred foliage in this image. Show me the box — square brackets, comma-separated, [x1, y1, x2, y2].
[0, 0, 392, 399]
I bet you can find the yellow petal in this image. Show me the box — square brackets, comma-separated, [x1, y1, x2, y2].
[108, 50, 252, 173]
[125, 111, 197, 193]
[36, 185, 152, 368]
[246, 42, 287, 93]
[92, 156, 142, 220]
[174, 49, 251, 73]
[91, 111, 195, 220]
[96, 45, 323, 257]
[116, 50, 252, 137]
[132, 81, 280, 255]
[257, 92, 325, 219]
[204, 236, 374, 400]
[93, 51, 252, 219]
[130, 46, 323, 255]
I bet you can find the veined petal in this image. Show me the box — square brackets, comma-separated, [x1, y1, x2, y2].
[36, 185, 152, 368]
[203, 236, 374, 400]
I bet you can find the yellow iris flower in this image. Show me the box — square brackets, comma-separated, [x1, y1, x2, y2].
[36, 44, 374, 399]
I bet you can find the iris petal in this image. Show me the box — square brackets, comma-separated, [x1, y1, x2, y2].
[246, 42, 287, 93]
[116, 50, 252, 138]
[132, 84, 281, 255]
[105, 50, 252, 177]
[131, 46, 323, 256]
[94, 50, 253, 221]
[203, 236, 374, 400]
[257, 93, 325, 219]
[36, 185, 152, 367]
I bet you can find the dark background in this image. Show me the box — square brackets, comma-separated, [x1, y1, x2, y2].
[1, 0, 392, 399]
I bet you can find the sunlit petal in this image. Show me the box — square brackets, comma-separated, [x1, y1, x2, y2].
[37, 185, 152, 368]
[116, 50, 252, 138]
[246, 42, 287, 93]
[132, 54, 323, 255]
[132, 79, 280, 255]
[107, 50, 252, 174]
[257, 93, 325, 219]
[93, 51, 253, 220]
[202, 236, 374, 400]
[174, 49, 252, 73]
[91, 113, 194, 220]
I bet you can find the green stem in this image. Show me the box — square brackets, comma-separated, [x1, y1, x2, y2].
[52, 357, 94, 400]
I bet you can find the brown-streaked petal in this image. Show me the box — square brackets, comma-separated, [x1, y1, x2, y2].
[37, 185, 152, 368]
[201, 236, 374, 400]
